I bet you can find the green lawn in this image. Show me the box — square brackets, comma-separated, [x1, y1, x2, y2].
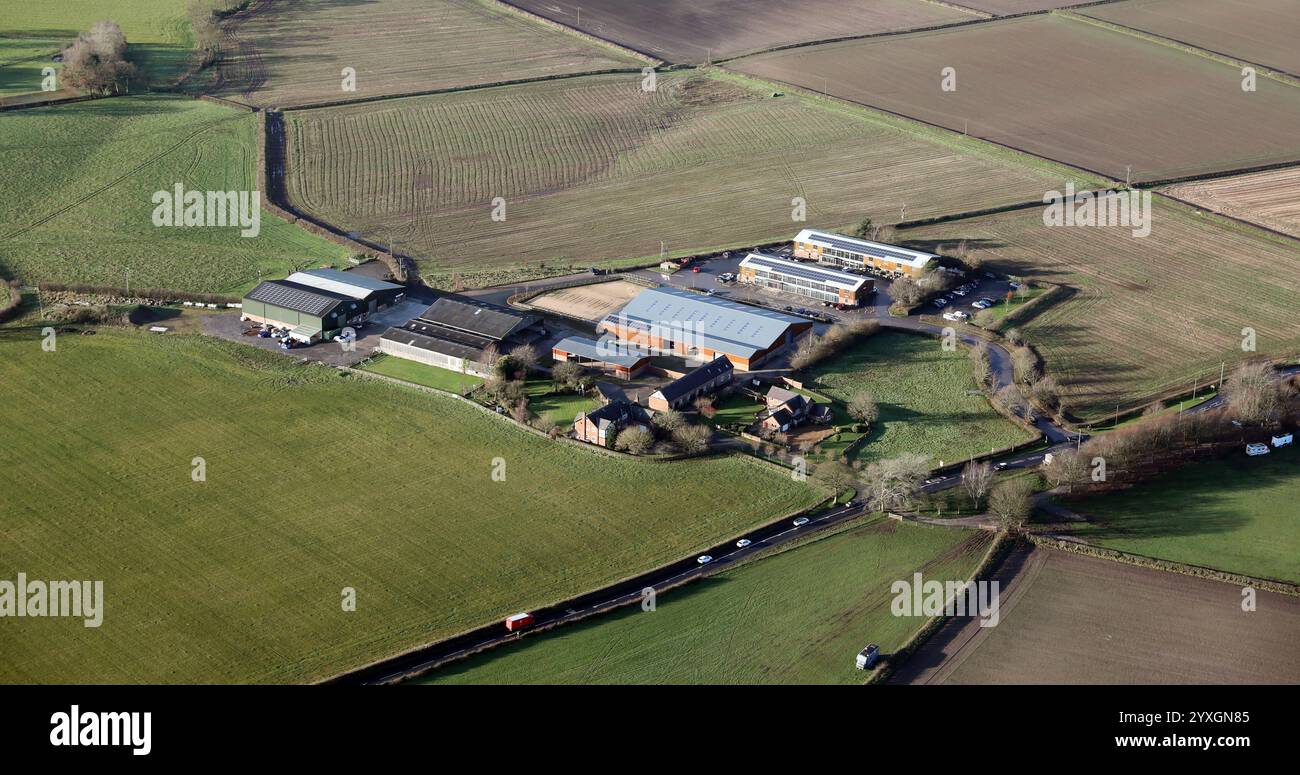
[0, 0, 196, 88]
[0, 331, 824, 682]
[525, 379, 599, 427]
[984, 286, 1043, 321]
[809, 331, 1035, 465]
[423, 519, 989, 685]
[0, 95, 351, 293]
[360, 354, 482, 394]
[1072, 451, 1300, 583]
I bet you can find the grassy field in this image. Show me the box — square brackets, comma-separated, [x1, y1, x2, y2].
[210, 0, 643, 108]
[1071, 451, 1300, 583]
[424, 520, 989, 684]
[0, 95, 351, 293]
[1163, 166, 1300, 240]
[0, 0, 195, 87]
[728, 13, 1300, 182]
[0, 34, 66, 97]
[901, 197, 1300, 419]
[507, 0, 971, 64]
[808, 331, 1035, 465]
[1082, 0, 1300, 76]
[898, 546, 1300, 684]
[358, 353, 483, 394]
[0, 330, 824, 683]
[283, 69, 1100, 288]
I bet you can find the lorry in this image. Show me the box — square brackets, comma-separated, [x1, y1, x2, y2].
[855, 644, 880, 670]
[504, 612, 534, 632]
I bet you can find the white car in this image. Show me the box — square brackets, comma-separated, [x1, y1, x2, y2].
[792, 517, 810, 527]
[696, 555, 714, 564]
[1008, 281, 1022, 289]
[972, 300, 992, 310]
[952, 288, 968, 297]
[735, 538, 752, 549]
[1246, 443, 1270, 456]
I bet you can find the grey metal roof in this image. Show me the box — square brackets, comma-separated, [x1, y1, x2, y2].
[604, 286, 806, 359]
[287, 268, 403, 299]
[652, 355, 733, 404]
[244, 280, 348, 317]
[794, 229, 937, 269]
[379, 326, 484, 362]
[553, 336, 652, 369]
[416, 295, 535, 341]
[739, 252, 869, 291]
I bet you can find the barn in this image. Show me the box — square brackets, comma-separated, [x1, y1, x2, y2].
[241, 280, 360, 343]
[377, 294, 545, 376]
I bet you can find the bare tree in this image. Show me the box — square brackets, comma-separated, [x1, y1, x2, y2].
[651, 408, 686, 435]
[615, 425, 654, 455]
[1040, 449, 1087, 493]
[961, 460, 994, 510]
[813, 460, 855, 499]
[859, 453, 929, 513]
[62, 21, 136, 95]
[1226, 360, 1279, 425]
[672, 423, 711, 453]
[847, 391, 878, 424]
[988, 478, 1034, 532]
[1011, 346, 1039, 385]
[509, 343, 540, 375]
[551, 360, 585, 392]
[970, 342, 994, 389]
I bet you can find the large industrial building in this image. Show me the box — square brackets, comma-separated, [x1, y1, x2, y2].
[241, 269, 405, 343]
[792, 229, 937, 278]
[589, 286, 811, 371]
[378, 295, 544, 376]
[737, 252, 874, 306]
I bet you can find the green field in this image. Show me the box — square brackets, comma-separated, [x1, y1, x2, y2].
[0, 35, 66, 97]
[0, 95, 351, 293]
[1072, 451, 1300, 583]
[0, 0, 195, 88]
[809, 331, 1035, 465]
[0, 331, 824, 682]
[284, 69, 1099, 287]
[902, 198, 1300, 419]
[359, 353, 483, 394]
[425, 519, 989, 685]
[525, 380, 599, 427]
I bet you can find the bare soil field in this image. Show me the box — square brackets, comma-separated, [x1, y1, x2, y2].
[1163, 167, 1300, 240]
[728, 14, 1300, 182]
[900, 197, 1300, 420]
[211, 0, 643, 107]
[283, 70, 1099, 288]
[528, 279, 645, 322]
[894, 546, 1300, 684]
[1082, 0, 1300, 76]
[954, 0, 1099, 12]
[504, 0, 973, 64]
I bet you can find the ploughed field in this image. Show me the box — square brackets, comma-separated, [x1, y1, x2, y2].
[503, 0, 973, 64]
[0, 95, 351, 294]
[895, 546, 1300, 684]
[424, 520, 990, 685]
[0, 331, 824, 683]
[900, 198, 1300, 420]
[1162, 167, 1300, 240]
[727, 13, 1300, 182]
[283, 70, 1099, 288]
[210, 0, 644, 108]
[1081, 0, 1300, 77]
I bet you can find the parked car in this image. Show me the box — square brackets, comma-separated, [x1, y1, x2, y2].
[736, 538, 752, 549]
[1273, 433, 1294, 448]
[792, 517, 810, 527]
[696, 555, 714, 564]
[932, 298, 948, 308]
[972, 300, 992, 309]
[1008, 281, 1022, 289]
[1246, 443, 1271, 456]
[691, 266, 701, 273]
[952, 288, 968, 297]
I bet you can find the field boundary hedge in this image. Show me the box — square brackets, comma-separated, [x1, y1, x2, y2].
[985, 283, 1070, 333]
[0, 282, 22, 324]
[1028, 533, 1300, 598]
[36, 282, 241, 305]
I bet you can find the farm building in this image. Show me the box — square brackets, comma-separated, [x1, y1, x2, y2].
[241, 280, 364, 343]
[597, 286, 811, 371]
[551, 336, 653, 379]
[284, 268, 405, 314]
[647, 355, 735, 412]
[792, 229, 937, 278]
[574, 401, 649, 447]
[378, 295, 544, 376]
[738, 252, 874, 306]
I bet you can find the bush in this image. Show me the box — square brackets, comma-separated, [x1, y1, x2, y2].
[614, 426, 654, 455]
[61, 22, 137, 95]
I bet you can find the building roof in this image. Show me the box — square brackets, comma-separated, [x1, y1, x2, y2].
[379, 326, 484, 362]
[766, 385, 802, 406]
[244, 280, 350, 318]
[794, 229, 937, 270]
[416, 296, 535, 341]
[581, 400, 647, 431]
[739, 252, 870, 292]
[650, 355, 734, 404]
[286, 268, 403, 299]
[604, 286, 806, 360]
[553, 336, 653, 369]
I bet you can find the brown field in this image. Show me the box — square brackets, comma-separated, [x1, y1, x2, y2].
[727, 14, 1300, 182]
[900, 197, 1300, 420]
[284, 70, 1098, 288]
[954, 0, 1095, 12]
[528, 279, 645, 321]
[1082, 0, 1300, 76]
[894, 547, 1300, 684]
[505, 0, 973, 64]
[1163, 167, 1300, 240]
[211, 0, 642, 107]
